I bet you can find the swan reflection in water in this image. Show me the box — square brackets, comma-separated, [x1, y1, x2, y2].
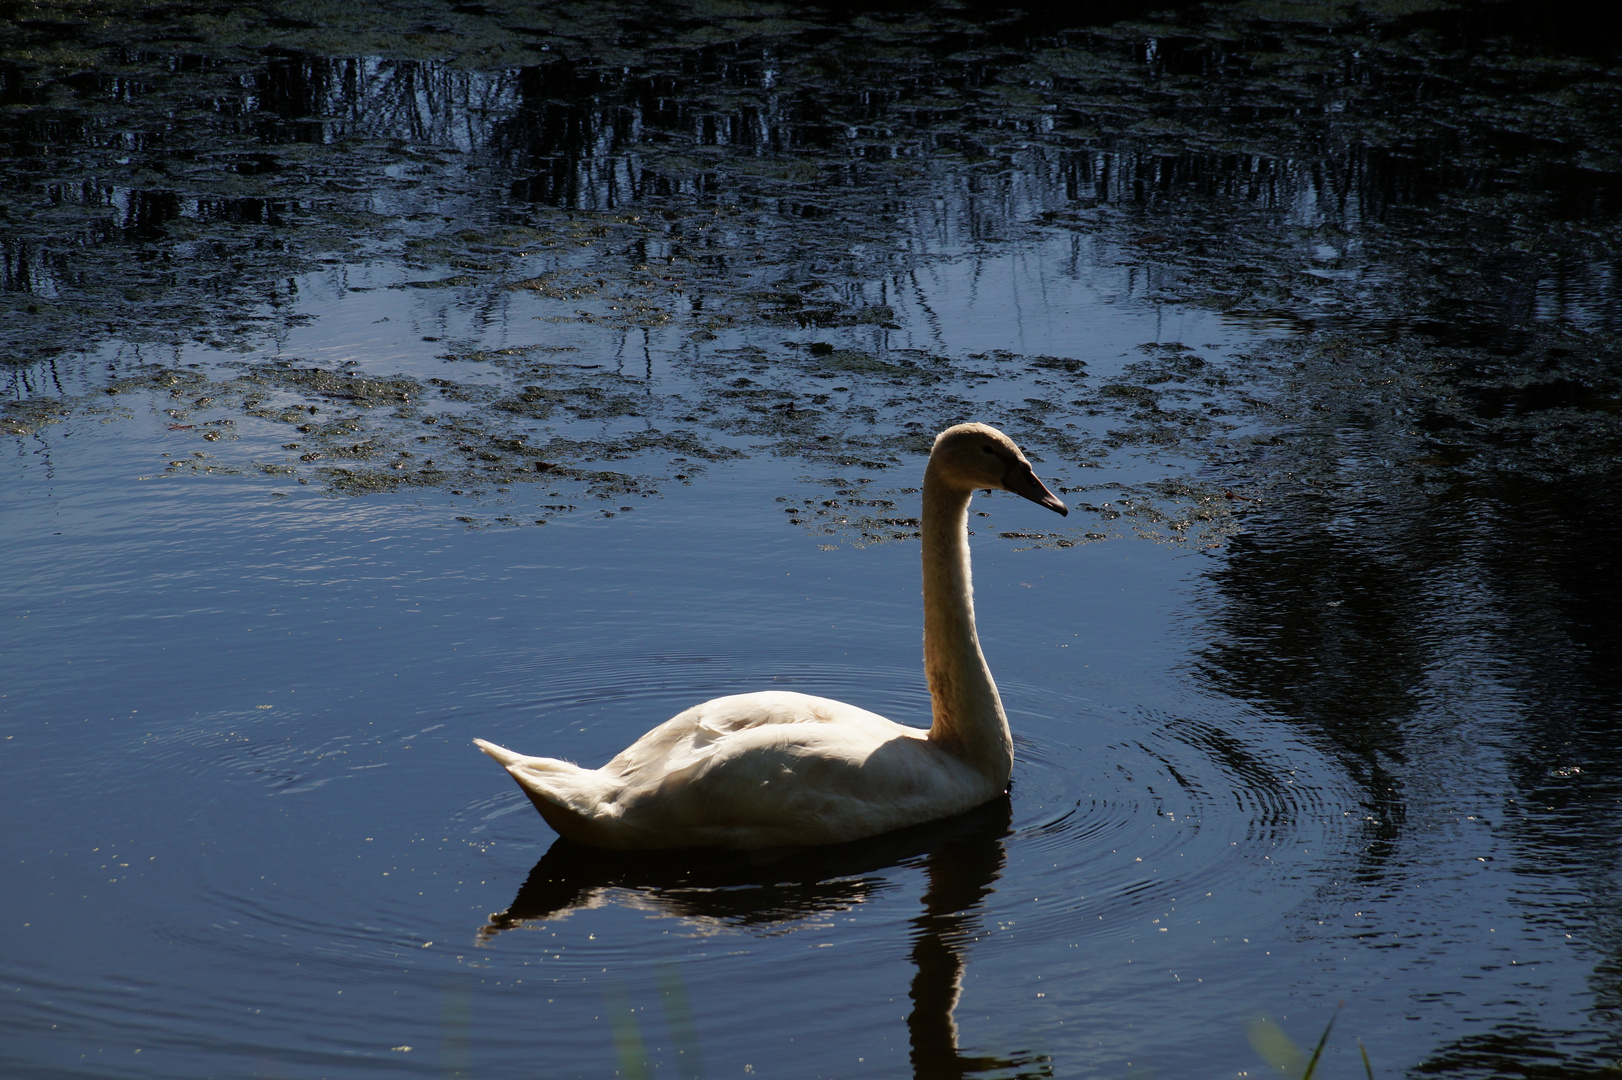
[480, 797, 1051, 1079]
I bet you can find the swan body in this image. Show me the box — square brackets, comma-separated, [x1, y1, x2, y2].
[475, 423, 1067, 850]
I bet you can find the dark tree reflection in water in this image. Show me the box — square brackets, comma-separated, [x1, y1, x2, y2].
[1197, 359, 1622, 1073]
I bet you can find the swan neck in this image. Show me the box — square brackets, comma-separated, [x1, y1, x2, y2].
[921, 468, 1012, 785]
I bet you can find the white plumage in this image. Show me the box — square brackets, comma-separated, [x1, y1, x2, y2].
[475, 423, 1067, 849]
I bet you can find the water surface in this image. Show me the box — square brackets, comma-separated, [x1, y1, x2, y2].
[4, 2, 1621, 1077]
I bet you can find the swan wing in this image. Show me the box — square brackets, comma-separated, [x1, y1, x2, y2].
[478, 692, 993, 849]
[601, 692, 990, 847]
[601, 691, 901, 778]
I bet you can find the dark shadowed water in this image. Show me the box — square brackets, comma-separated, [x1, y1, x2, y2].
[3, 2, 1620, 1077]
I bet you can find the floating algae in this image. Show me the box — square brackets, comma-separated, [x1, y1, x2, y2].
[3, 0, 1618, 548]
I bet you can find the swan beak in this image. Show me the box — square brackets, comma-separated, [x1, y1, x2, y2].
[1004, 464, 1068, 516]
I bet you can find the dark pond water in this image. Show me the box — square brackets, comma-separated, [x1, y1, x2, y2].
[3, 1, 1621, 1077]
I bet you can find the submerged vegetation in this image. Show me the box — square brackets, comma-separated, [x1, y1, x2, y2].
[4, 0, 1618, 540]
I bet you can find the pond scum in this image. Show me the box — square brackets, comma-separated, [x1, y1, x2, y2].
[5, 0, 1617, 551]
[1, 331, 1259, 546]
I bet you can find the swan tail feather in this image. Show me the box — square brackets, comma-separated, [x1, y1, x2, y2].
[472, 738, 527, 768]
[473, 739, 627, 846]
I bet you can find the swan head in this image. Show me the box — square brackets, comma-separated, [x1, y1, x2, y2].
[928, 423, 1068, 516]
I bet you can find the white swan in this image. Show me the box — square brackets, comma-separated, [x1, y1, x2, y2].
[474, 423, 1067, 849]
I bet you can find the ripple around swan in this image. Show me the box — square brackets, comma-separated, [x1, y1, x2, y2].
[988, 677, 1351, 953]
[40, 650, 1352, 1078]
[420, 658, 1362, 1079]
[450, 654, 1354, 953]
[2, 644, 1359, 1078]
